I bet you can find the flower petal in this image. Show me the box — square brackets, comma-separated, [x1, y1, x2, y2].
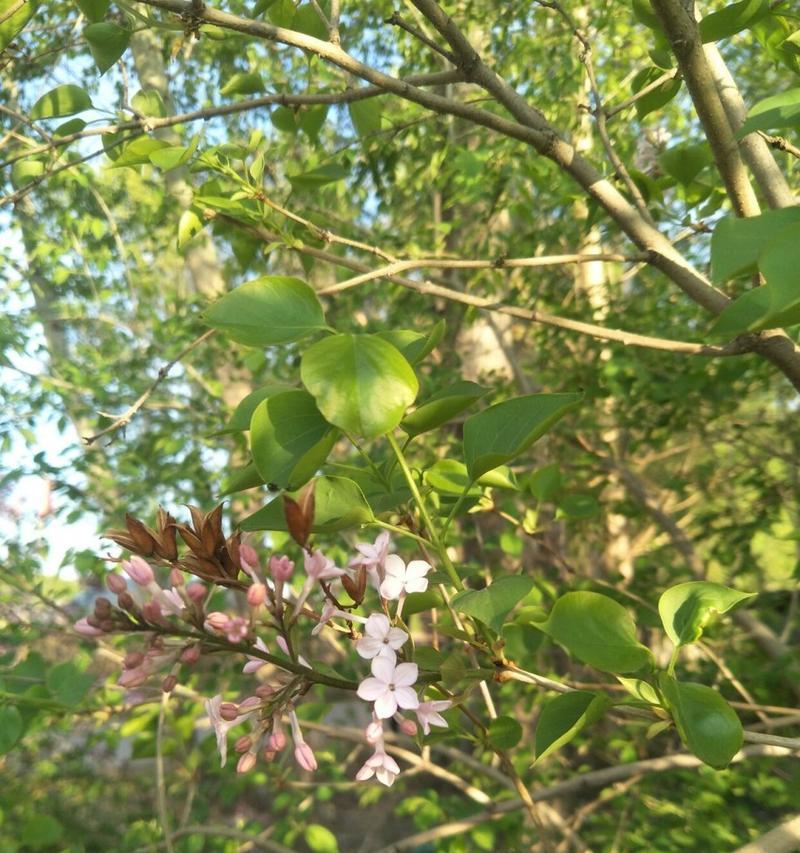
[404, 577, 429, 594]
[358, 678, 388, 702]
[380, 575, 404, 600]
[406, 560, 431, 580]
[356, 637, 385, 659]
[386, 627, 408, 648]
[383, 554, 405, 578]
[365, 613, 390, 638]
[393, 662, 419, 687]
[393, 686, 419, 710]
[374, 691, 398, 719]
[376, 767, 396, 786]
[371, 654, 396, 684]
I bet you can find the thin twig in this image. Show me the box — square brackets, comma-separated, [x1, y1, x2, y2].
[156, 692, 175, 853]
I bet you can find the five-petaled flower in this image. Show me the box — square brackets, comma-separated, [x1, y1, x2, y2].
[357, 656, 419, 718]
[356, 613, 408, 662]
[379, 555, 431, 601]
[415, 699, 452, 735]
[350, 531, 391, 576]
[356, 748, 401, 787]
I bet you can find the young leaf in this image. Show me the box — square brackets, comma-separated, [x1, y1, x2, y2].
[630, 67, 681, 119]
[220, 72, 266, 97]
[76, 0, 109, 22]
[288, 163, 348, 191]
[218, 384, 294, 434]
[205, 276, 327, 346]
[241, 476, 374, 533]
[463, 393, 581, 481]
[539, 591, 654, 674]
[488, 716, 523, 750]
[710, 208, 800, 282]
[375, 321, 444, 364]
[424, 459, 482, 497]
[699, 0, 768, 43]
[451, 575, 535, 632]
[349, 99, 382, 138]
[30, 84, 93, 120]
[249, 390, 337, 490]
[109, 137, 170, 168]
[301, 333, 418, 439]
[177, 209, 203, 249]
[658, 581, 755, 647]
[657, 675, 743, 769]
[402, 380, 487, 437]
[534, 691, 609, 763]
[219, 461, 265, 496]
[131, 88, 166, 118]
[84, 22, 131, 74]
[739, 86, 800, 135]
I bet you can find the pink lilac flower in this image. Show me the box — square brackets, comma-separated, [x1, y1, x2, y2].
[269, 554, 294, 581]
[157, 587, 185, 616]
[304, 550, 346, 581]
[379, 555, 431, 601]
[415, 699, 452, 735]
[356, 613, 408, 661]
[205, 694, 255, 767]
[74, 617, 105, 637]
[349, 531, 391, 576]
[357, 657, 419, 718]
[312, 602, 367, 636]
[122, 555, 155, 586]
[247, 583, 267, 607]
[355, 748, 401, 787]
[242, 637, 270, 674]
[239, 542, 260, 574]
[289, 710, 317, 771]
[275, 635, 312, 668]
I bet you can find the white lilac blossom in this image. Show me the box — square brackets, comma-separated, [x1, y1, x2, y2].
[293, 550, 346, 617]
[379, 555, 432, 601]
[204, 695, 239, 767]
[356, 613, 408, 661]
[242, 636, 270, 674]
[349, 531, 391, 584]
[415, 699, 452, 735]
[356, 747, 401, 787]
[275, 634, 312, 669]
[357, 656, 419, 718]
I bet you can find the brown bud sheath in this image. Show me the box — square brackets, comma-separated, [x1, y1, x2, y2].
[283, 482, 315, 548]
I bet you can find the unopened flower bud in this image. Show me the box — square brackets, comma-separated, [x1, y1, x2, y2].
[206, 611, 229, 631]
[399, 718, 418, 737]
[180, 645, 200, 664]
[269, 554, 294, 582]
[99, 619, 115, 632]
[106, 573, 127, 594]
[239, 696, 261, 711]
[294, 742, 318, 772]
[118, 667, 149, 688]
[219, 702, 239, 722]
[186, 583, 206, 603]
[123, 555, 155, 587]
[236, 752, 257, 774]
[247, 583, 267, 607]
[142, 600, 163, 623]
[255, 684, 275, 699]
[268, 728, 286, 752]
[169, 568, 184, 587]
[162, 674, 177, 693]
[124, 651, 146, 669]
[74, 617, 105, 637]
[234, 735, 253, 754]
[117, 591, 135, 611]
[240, 542, 259, 573]
[94, 597, 112, 617]
[262, 749, 277, 763]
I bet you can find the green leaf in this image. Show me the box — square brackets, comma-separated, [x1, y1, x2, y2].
[451, 576, 535, 633]
[402, 380, 487, 437]
[177, 209, 203, 249]
[710, 286, 772, 336]
[54, 117, 86, 136]
[76, 0, 109, 22]
[534, 691, 609, 763]
[527, 463, 563, 501]
[241, 476, 374, 533]
[617, 676, 661, 705]
[288, 163, 348, 191]
[349, 99, 382, 138]
[699, 0, 768, 43]
[659, 142, 712, 185]
[220, 72, 266, 97]
[463, 393, 581, 481]
[375, 321, 444, 364]
[403, 588, 444, 617]
[557, 493, 600, 519]
[30, 84, 93, 120]
[219, 461, 265, 496]
[304, 824, 339, 853]
[741, 87, 800, 134]
[1, 0, 36, 51]
[11, 158, 44, 188]
[250, 390, 337, 490]
[539, 591, 654, 674]
[45, 662, 94, 706]
[487, 715, 523, 750]
[299, 105, 328, 141]
[131, 88, 166, 118]
[424, 459, 482, 497]
[753, 225, 800, 328]
[301, 333, 418, 439]
[220, 384, 294, 434]
[84, 22, 130, 73]
[293, 3, 327, 39]
[0, 706, 23, 753]
[267, 0, 295, 26]
[658, 581, 755, 647]
[657, 675, 743, 769]
[205, 276, 327, 347]
[21, 814, 63, 850]
[109, 137, 170, 168]
[710, 207, 800, 282]
[631, 67, 681, 119]
[271, 105, 298, 134]
[501, 623, 544, 663]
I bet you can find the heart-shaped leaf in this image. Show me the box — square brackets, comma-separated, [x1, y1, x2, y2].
[463, 393, 581, 480]
[451, 575, 535, 632]
[84, 22, 130, 73]
[539, 591, 653, 674]
[658, 674, 743, 769]
[205, 276, 327, 347]
[658, 581, 755, 647]
[301, 333, 418, 439]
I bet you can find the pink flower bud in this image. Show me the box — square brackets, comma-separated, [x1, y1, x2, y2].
[106, 573, 127, 594]
[180, 645, 200, 664]
[294, 742, 318, 772]
[169, 568, 184, 587]
[236, 752, 257, 774]
[186, 583, 206, 603]
[142, 600, 163, 623]
[123, 555, 154, 587]
[255, 684, 275, 699]
[268, 728, 287, 752]
[240, 542, 259, 572]
[239, 696, 261, 711]
[219, 702, 239, 722]
[234, 734, 253, 754]
[275, 635, 290, 656]
[206, 611, 230, 631]
[247, 583, 267, 607]
[118, 666, 149, 688]
[162, 674, 177, 693]
[399, 718, 418, 737]
[262, 749, 277, 763]
[117, 591, 135, 611]
[124, 651, 146, 669]
[269, 554, 294, 582]
[74, 617, 105, 637]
